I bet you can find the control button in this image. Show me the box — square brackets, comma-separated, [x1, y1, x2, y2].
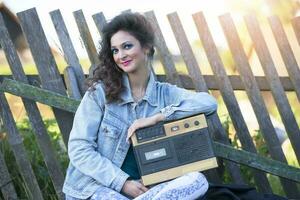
[171, 126, 179, 132]
[184, 123, 190, 128]
[194, 120, 200, 126]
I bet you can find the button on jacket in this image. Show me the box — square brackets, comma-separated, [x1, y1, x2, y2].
[63, 72, 218, 199]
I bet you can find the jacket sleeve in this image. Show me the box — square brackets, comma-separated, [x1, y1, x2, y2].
[160, 83, 218, 120]
[67, 85, 129, 192]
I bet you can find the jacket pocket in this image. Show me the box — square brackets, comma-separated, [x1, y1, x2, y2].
[101, 124, 120, 139]
[101, 110, 127, 139]
[97, 119, 124, 159]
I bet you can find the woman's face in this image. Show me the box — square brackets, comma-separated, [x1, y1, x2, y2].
[110, 30, 148, 74]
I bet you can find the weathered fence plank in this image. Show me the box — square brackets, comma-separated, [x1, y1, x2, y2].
[269, 15, 300, 101]
[191, 12, 271, 192]
[291, 16, 300, 46]
[73, 9, 99, 66]
[214, 142, 300, 183]
[167, 13, 222, 182]
[0, 93, 43, 200]
[63, 66, 83, 99]
[92, 12, 106, 37]
[0, 12, 65, 200]
[167, 12, 207, 92]
[144, 11, 183, 86]
[0, 78, 79, 113]
[219, 13, 299, 198]
[17, 8, 74, 146]
[50, 9, 86, 96]
[0, 149, 18, 200]
[245, 14, 300, 165]
[168, 12, 245, 185]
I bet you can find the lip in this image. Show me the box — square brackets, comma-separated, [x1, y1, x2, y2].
[121, 60, 132, 67]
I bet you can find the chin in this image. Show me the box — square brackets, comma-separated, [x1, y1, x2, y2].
[121, 66, 137, 73]
[124, 69, 137, 74]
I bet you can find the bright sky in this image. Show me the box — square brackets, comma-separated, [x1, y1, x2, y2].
[2, 0, 240, 57]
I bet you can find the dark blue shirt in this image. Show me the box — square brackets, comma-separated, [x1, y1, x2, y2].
[121, 145, 141, 180]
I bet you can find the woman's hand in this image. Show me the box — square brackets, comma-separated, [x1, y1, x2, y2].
[121, 180, 148, 198]
[126, 113, 165, 142]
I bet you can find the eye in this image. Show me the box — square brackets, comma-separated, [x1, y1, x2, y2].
[123, 43, 133, 50]
[111, 48, 118, 54]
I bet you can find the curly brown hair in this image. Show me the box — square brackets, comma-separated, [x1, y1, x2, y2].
[86, 13, 155, 103]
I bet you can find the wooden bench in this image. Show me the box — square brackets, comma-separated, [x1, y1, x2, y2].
[0, 7, 300, 200]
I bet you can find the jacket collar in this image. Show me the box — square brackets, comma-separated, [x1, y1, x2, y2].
[118, 72, 157, 106]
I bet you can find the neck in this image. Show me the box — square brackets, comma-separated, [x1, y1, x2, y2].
[128, 67, 149, 91]
[128, 67, 150, 102]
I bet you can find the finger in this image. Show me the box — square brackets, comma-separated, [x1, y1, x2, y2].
[127, 128, 137, 142]
[137, 182, 148, 192]
[126, 130, 132, 142]
[126, 137, 130, 144]
[139, 189, 146, 196]
[127, 126, 133, 139]
[140, 184, 148, 192]
[134, 189, 145, 197]
[133, 187, 144, 197]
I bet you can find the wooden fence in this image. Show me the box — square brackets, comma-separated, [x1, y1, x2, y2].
[0, 7, 300, 199]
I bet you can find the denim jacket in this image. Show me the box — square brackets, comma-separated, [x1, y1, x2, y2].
[62, 72, 217, 199]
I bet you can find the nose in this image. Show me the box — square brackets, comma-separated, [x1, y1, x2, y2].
[118, 50, 127, 60]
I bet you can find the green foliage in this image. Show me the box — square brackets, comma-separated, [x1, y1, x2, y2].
[220, 115, 286, 196]
[0, 118, 69, 200]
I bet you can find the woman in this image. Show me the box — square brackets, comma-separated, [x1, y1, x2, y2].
[63, 12, 217, 200]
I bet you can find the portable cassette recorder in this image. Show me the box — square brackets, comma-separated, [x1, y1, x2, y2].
[131, 114, 218, 186]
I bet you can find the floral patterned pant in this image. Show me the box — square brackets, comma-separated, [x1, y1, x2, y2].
[66, 172, 208, 200]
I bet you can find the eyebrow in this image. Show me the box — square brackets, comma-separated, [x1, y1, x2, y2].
[111, 41, 132, 48]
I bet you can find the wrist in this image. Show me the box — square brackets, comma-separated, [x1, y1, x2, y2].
[154, 113, 165, 123]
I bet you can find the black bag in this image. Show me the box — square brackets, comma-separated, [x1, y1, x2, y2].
[200, 183, 288, 200]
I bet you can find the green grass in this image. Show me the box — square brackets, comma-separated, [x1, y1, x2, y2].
[0, 118, 68, 200]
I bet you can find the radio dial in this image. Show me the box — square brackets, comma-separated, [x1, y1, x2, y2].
[184, 123, 190, 128]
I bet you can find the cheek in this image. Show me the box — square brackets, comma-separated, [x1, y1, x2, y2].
[112, 54, 118, 63]
[137, 53, 146, 63]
